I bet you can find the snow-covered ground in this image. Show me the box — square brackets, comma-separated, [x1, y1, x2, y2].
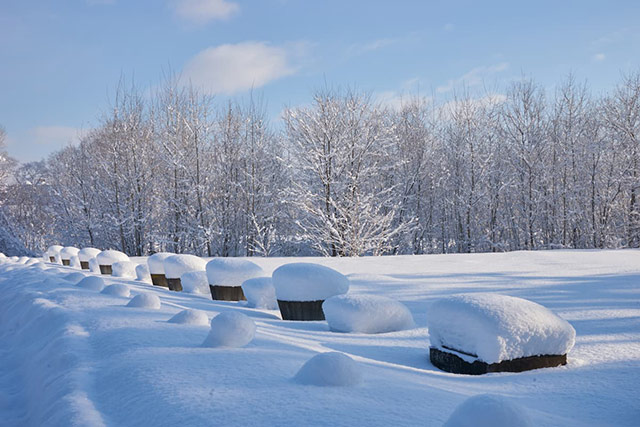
[0, 249, 639, 426]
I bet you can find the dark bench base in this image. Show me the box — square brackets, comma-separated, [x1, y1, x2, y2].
[429, 347, 567, 375]
[167, 278, 183, 292]
[151, 274, 169, 288]
[209, 285, 246, 301]
[277, 299, 325, 321]
[62, 259, 70, 266]
[99, 265, 112, 275]
[49, 256, 55, 263]
[80, 261, 89, 270]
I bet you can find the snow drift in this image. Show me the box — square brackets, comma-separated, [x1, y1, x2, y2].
[323, 294, 414, 333]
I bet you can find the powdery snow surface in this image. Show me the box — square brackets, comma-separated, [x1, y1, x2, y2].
[443, 394, 533, 427]
[242, 277, 278, 309]
[78, 247, 101, 262]
[427, 293, 576, 363]
[163, 254, 207, 279]
[101, 283, 130, 297]
[88, 257, 100, 273]
[96, 250, 129, 266]
[202, 312, 256, 348]
[77, 276, 105, 291]
[294, 352, 362, 387]
[63, 272, 87, 284]
[147, 252, 173, 275]
[126, 293, 161, 309]
[0, 250, 639, 426]
[323, 294, 414, 333]
[205, 257, 264, 287]
[60, 247, 80, 260]
[168, 309, 209, 326]
[272, 262, 349, 301]
[135, 263, 151, 283]
[111, 261, 139, 279]
[180, 271, 209, 294]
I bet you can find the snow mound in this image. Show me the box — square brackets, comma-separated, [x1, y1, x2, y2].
[77, 276, 105, 291]
[427, 293, 576, 364]
[163, 254, 206, 279]
[127, 293, 161, 309]
[88, 258, 100, 273]
[101, 283, 130, 297]
[294, 352, 362, 387]
[135, 263, 151, 283]
[323, 294, 414, 333]
[180, 271, 209, 294]
[78, 247, 101, 262]
[272, 263, 349, 302]
[0, 252, 5, 258]
[242, 277, 278, 309]
[111, 261, 138, 279]
[25, 258, 40, 265]
[70, 256, 81, 269]
[30, 261, 47, 270]
[205, 258, 264, 287]
[147, 252, 173, 275]
[202, 312, 256, 348]
[95, 250, 129, 266]
[444, 394, 533, 427]
[168, 309, 209, 326]
[60, 246, 80, 260]
[62, 272, 87, 284]
[18, 256, 30, 264]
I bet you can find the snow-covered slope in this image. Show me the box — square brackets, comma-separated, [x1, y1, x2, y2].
[0, 249, 639, 426]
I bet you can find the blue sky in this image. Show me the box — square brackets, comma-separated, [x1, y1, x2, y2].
[1, 0, 639, 162]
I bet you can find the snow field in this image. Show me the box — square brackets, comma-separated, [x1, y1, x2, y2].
[0, 249, 638, 426]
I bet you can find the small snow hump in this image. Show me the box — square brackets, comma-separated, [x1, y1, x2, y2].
[101, 283, 130, 297]
[202, 312, 256, 348]
[168, 309, 209, 326]
[126, 293, 161, 309]
[77, 276, 105, 291]
[180, 271, 209, 294]
[323, 294, 414, 334]
[444, 394, 533, 427]
[294, 352, 362, 387]
[63, 272, 87, 284]
[241, 277, 278, 309]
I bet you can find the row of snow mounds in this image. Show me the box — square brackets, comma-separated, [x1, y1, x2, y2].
[0, 262, 106, 425]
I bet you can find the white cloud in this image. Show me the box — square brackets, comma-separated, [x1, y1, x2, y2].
[171, 0, 239, 24]
[181, 42, 297, 94]
[592, 53, 606, 62]
[436, 62, 509, 94]
[29, 126, 82, 146]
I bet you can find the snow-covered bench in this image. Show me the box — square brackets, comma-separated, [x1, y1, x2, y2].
[272, 263, 349, 321]
[206, 258, 264, 301]
[163, 254, 207, 292]
[427, 293, 576, 374]
[95, 250, 130, 275]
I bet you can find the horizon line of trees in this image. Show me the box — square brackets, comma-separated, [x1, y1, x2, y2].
[1, 70, 639, 257]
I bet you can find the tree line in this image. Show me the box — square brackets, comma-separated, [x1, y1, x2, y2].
[1, 71, 639, 257]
